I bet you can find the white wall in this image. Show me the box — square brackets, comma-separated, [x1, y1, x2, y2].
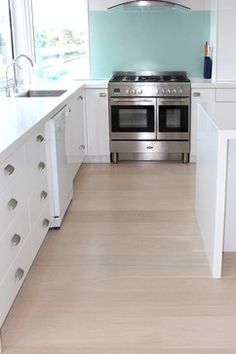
[89, 0, 211, 11]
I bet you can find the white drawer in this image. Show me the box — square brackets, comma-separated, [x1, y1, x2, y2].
[0, 173, 28, 237]
[191, 89, 216, 102]
[29, 173, 49, 228]
[0, 145, 25, 196]
[0, 236, 32, 327]
[0, 208, 30, 282]
[31, 203, 50, 258]
[216, 89, 236, 102]
[25, 126, 46, 164]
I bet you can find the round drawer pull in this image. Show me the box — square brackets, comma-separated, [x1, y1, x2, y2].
[79, 144, 85, 150]
[193, 92, 201, 97]
[79, 95, 83, 100]
[15, 268, 25, 281]
[38, 161, 46, 171]
[36, 134, 44, 143]
[11, 233, 22, 246]
[40, 190, 48, 200]
[42, 218, 50, 228]
[4, 164, 15, 176]
[99, 92, 107, 98]
[8, 198, 18, 210]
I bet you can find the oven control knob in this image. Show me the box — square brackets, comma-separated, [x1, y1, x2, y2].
[130, 89, 136, 95]
[167, 88, 171, 95]
[137, 89, 143, 95]
[156, 89, 159, 95]
[173, 88, 177, 94]
[179, 88, 183, 95]
[125, 89, 130, 94]
[161, 88, 165, 94]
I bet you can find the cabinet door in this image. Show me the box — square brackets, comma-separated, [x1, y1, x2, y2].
[85, 88, 110, 162]
[216, 1, 236, 81]
[66, 88, 85, 179]
[190, 89, 215, 162]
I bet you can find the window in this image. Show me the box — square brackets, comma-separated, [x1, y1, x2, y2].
[0, 0, 13, 84]
[31, 0, 89, 80]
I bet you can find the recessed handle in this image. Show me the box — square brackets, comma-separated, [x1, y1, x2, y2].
[8, 198, 18, 210]
[99, 92, 107, 98]
[79, 144, 85, 150]
[40, 190, 48, 200]
[11, 233, 22, 246]
[42, 218, 50, 228]
[4, 164, 15, 176]
[79, 95, 83, 100]
[38, 161, 46, 171]
[36, 134, 44, 143]
[15, 268, 24, 281]
[146, 146, 154, 150]
[193, 92, 201, 97]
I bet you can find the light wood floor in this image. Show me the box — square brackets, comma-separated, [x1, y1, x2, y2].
[2, 162, 236, 353]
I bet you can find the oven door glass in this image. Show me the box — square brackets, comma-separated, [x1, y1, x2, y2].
[159, 105, 188, 132]
[112, 105, 155, 133]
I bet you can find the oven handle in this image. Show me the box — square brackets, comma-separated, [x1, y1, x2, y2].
[111, 98, 155, 104]
[157, 98, 190, 104]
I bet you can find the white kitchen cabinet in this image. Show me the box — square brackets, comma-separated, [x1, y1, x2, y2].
[190, 88, 216, 162]
[0, 122, 50, 341]
[85, 88, 110, 163]
[211, 0, 236, 81]
[66, 88, 85, 179]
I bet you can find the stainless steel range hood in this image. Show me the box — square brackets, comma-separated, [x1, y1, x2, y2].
[108, 0, 190, 10]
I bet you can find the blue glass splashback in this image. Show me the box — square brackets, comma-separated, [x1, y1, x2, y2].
[89, 9, 210, 78]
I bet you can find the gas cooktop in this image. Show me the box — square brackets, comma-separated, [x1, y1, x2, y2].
[109, 71, 190, 83]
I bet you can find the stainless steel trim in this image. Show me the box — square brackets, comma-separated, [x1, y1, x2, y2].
[8, 198, 18, 210]
[11, 233, 21, 246]
[157, 97, 190, 105]
[38, 161, 46, 171]
[111, 140, 189, 153]
[99, 92, 107, 97]
[15, 268, 24, 281]
[4, 164, 15, 176]
[111, 98, 155, 104]
[36, 134, 44, 143]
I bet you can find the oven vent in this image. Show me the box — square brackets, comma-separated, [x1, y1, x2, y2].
[107, 0, 191, 11]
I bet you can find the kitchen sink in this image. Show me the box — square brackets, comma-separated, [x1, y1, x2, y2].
[16, 89, 67, 98]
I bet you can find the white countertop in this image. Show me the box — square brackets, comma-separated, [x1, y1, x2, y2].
[200, 102, 236, 137]
[190, 77, 236, 89]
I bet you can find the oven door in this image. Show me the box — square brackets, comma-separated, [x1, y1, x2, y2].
[157, 98, 190, 140]
[110, 98, 156, 140]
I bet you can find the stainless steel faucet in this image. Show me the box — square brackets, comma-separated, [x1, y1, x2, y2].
[5, 62, 21, 97]
[5, 54, 34, 97]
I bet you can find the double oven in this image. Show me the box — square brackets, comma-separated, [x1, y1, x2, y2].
[109, 71, 191, 163]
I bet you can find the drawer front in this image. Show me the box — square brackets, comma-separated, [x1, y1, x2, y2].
[25, 126, 46, 164]
[0, 173, 28, 237]
[0, 208, 30, 282]
[191, 89, 216, 102]
[216, 89, 236, 102]
[0, 145, 25, 196]
[29, 173, 49, 228]
[0, 236, 32, 327]
[31, 203, 50, 258]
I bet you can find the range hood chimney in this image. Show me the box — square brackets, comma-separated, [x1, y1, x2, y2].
[108, 0, 190, 10]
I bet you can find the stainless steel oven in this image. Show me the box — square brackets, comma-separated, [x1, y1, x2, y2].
[108, 71, 191, 164]
[110, 97, 157, 140]
[157, 97, 190, 140]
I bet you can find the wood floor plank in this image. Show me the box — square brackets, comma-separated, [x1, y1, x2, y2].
[2, 162, 236, 353]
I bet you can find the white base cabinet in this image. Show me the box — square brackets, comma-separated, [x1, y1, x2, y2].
[85, 88, 110, 163]
[0, 122, 50, 346]
[190, 88, 216, 162]
[66, 88, 85, 179]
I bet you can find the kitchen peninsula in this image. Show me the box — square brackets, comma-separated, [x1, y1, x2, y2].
[196, 102, 236, 278]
